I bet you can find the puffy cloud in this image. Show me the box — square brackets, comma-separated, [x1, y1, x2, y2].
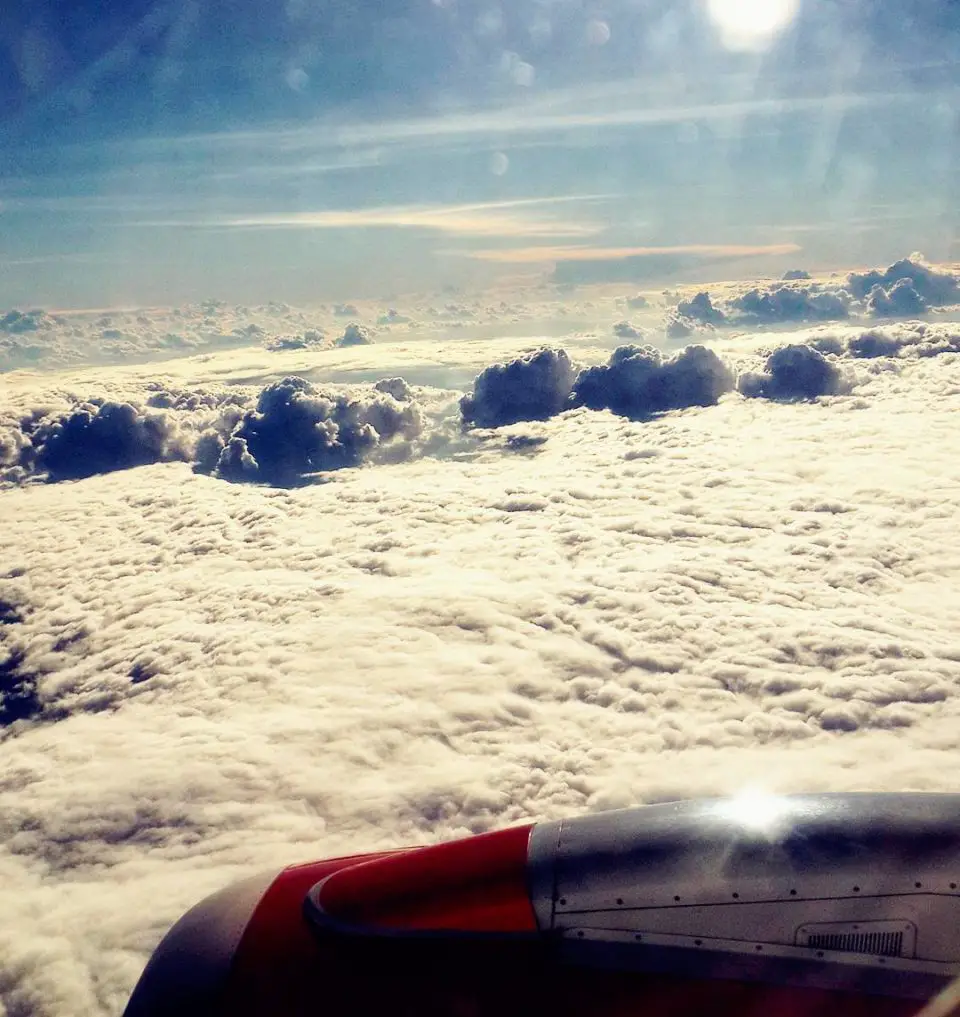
[200, 377, 423, 486]
[337, 323, 376, 347]
[377, 309, 412, 326]
[32, 402, 186, 482]
[144, 385, 247, 413]
[809, 335, 846, 356]
[374, 378, 413, 401]
[266, 329, 328, 352]
[460, 349, 577, 428]
[626, 294, 649, 310]
[730, 283, 851, 323]
[907, 326, 960, 358]
[0, 372, 428, 490]
[0, 309, 55, 333]
[847, 257, 959, 307]
[738, 344, 844, 401]
[0, 420, 33, 483]
[782, 269, 811, 281]
[677, 291, 726, 325]
[613, 320, 645, 340]
[847, 329, 904, 359]
[572, 344, 735, 419]
[665, 313, 695, 340]
[333, 303, 360, 317]
[843, 322, 960, 360]
[866, 277, 927, 318]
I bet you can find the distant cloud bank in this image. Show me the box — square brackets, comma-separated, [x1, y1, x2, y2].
[5, 315, 960, 490]
[668, 256, 960, 328]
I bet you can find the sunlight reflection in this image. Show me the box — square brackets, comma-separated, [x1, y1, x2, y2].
[714, 789, 793, 835]
[706, 0, 801, 51]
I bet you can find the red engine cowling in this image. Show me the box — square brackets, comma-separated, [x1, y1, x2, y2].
[124, 794, 960, 1017]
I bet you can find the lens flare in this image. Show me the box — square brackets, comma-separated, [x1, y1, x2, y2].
[714, 790, 792, 834]
[706, 0, 801, 51]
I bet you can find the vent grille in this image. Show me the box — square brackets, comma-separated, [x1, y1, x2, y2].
[797, 921, 915, 959]
[806, 931, 903, 957]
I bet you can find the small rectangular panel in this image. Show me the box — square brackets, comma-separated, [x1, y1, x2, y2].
[796, 921, 916, 958]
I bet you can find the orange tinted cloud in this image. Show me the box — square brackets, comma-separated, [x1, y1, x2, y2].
[465, 242, 802, 264]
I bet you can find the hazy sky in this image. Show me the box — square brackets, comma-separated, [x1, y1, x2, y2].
[1, 0, 958, 306]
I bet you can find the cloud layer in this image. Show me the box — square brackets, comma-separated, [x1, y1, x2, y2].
[2, 273, 960, 1016]
[4, 342, 960, 1017]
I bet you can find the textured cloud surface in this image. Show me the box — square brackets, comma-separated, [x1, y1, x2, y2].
[3, 316, 960, 1015]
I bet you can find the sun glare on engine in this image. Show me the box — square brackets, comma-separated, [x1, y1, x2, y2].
[714, 789, 793, 834]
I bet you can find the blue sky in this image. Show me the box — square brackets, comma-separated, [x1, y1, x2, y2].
[1, 0, 958, 307]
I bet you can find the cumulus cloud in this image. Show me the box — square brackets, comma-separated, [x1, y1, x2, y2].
[782, 269, 811, 281]
[847, 329, 905, 359]
[729, 283, 851, 324]
[0, 309, 57, 333]
[738, 344, 845, 401]
[677, 291, 726, 325]
[460, 349, 577, 428]
[572, 344, 735, 419]
[374, 378, 413, 401]
[665, 313, 695, 340]
[865, 278, 925, 318]
[28, 402, 187, 482]
[266, 328, 328, 352]
[337, 323, 376, 347]
[843, 322, 960, 360]
[626, 294, 649, 309]
[0, 372, 431, 490]
[847, 256, 959, 307]
[198, 377, 423, 486]
[377, 309, 412, 326]
[613, 320, 645, 340]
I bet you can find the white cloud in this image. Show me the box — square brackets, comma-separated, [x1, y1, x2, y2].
[4, 317, 960, 1014]
[138, 195, 610, 240]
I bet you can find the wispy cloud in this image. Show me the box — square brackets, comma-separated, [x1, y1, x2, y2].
[130, 196, 613, 240]
[332, 94, 879, 148]
[464, 242, 803, 264]
[132, 83, 897, 161]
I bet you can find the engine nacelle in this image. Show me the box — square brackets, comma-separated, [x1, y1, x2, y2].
[125, 793, 960, 1017]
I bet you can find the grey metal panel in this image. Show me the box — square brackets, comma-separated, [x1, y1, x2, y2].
[558, 927, 952, 1001]
[526, 819, 562, 933]
[554, 895, 960, 963]
[546, 793, 960, 974]
[123, 869, 279, 1017]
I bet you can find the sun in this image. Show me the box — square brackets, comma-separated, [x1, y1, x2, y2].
[706, 0, 801, 51]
